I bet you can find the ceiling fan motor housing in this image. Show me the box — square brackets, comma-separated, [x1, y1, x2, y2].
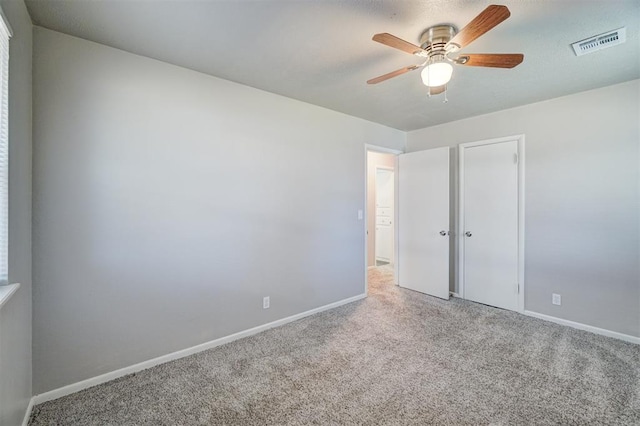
[419, 25, 458, 57]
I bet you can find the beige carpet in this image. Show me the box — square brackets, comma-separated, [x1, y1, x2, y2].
[30, 265, 640, 425]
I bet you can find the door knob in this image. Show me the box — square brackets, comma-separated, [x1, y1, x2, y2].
[439, 230, 448, 236]
[465, 231, 472, 237]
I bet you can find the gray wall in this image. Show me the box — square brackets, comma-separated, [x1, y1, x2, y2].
[0, 0, 32, 424]
[407, 80, 640, 338]
[32, 28, 404, 394]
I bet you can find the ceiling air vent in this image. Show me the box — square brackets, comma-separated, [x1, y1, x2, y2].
[571, 27, 626, 56]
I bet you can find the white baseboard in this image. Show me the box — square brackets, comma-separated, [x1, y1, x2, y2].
[524, 310, 639, 345]
[31, 293, 367, 405]
[21, 396, 34, 426]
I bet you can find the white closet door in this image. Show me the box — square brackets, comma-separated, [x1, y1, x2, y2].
[375, 221, 392, 261]
[398, 147, 450, 300]
[463, 140, 519, 311]
[375, 169, 394, 263]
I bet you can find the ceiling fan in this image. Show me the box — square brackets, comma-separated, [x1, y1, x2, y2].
[367, 5, 524, 96]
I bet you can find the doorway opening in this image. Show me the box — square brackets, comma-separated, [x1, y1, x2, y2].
[365, 146, 401, 295]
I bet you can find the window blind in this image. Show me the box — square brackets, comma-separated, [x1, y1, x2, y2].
[0, 13, 10, 284]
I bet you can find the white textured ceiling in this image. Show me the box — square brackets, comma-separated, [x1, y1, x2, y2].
[25, 0, 640, 131]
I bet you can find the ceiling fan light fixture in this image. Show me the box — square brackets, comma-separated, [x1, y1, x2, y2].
[368, 6, 523, 87]
[421, 61, 453, 87]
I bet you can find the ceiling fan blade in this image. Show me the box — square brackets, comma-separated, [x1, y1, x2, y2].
[457, 53, 524, 68]
[447, 5, 511, 50]
[367, 65, 420, 84]
[372, 33, 426, 56]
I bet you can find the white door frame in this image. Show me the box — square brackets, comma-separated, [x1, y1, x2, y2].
[458, 134, 525, 313]
[364, 144, 403, 295]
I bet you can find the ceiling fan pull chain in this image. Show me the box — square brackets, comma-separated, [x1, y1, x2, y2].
[443, 85, 448, 103]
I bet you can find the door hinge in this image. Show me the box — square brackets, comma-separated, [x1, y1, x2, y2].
[517, 283, 520, 294]
[514, 153, 518, 164]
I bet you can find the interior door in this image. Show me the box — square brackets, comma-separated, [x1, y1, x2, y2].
[375, 216, 392, 262]
[463, 140, 519, 311]
[375, 169, 394, 263]
[398, 147, 450, 299]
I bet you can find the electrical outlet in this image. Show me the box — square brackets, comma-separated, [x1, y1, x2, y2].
[552, 293, 561, 306]
[263, 296, 270, 309]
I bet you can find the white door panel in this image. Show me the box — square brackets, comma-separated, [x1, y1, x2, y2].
[375, 225, 392, 261]
[398, 147, 450, 299]
[463, 140, 519, 311]
[376, 169, 394, 208]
